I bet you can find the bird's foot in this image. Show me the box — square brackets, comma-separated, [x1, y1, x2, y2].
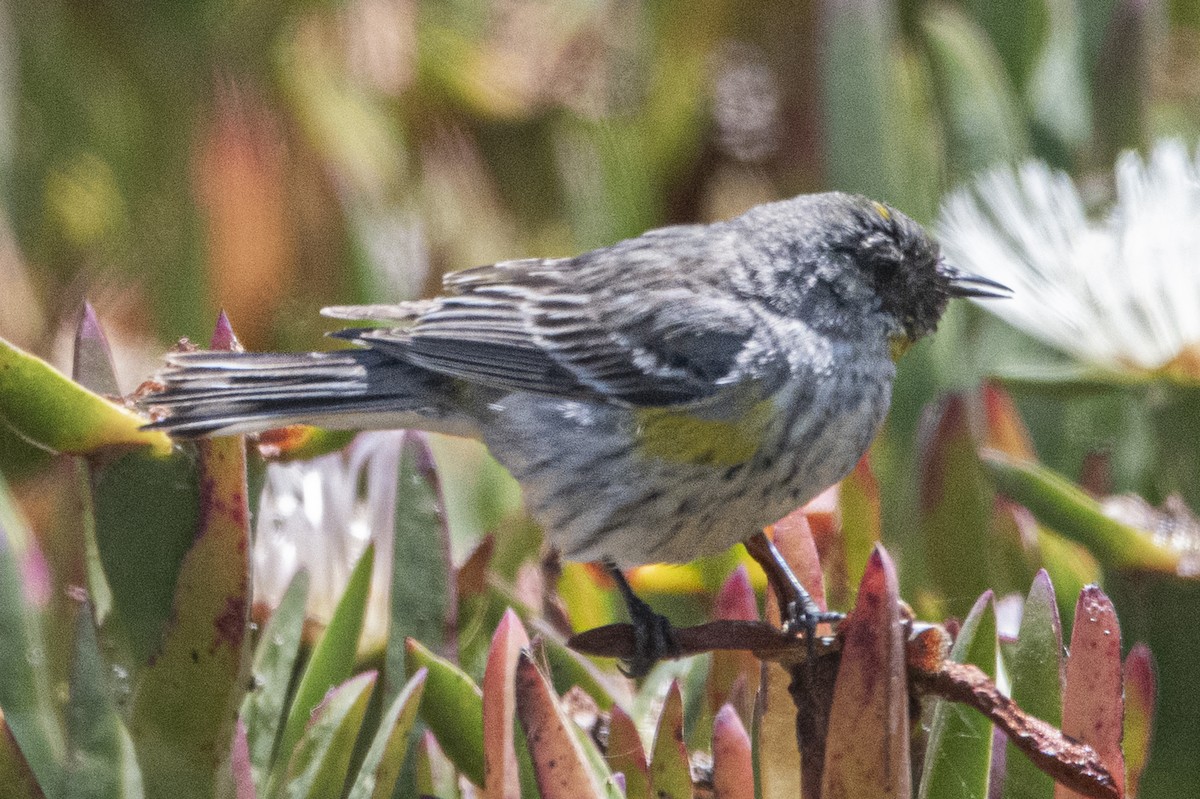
[606, 563, 680, 678]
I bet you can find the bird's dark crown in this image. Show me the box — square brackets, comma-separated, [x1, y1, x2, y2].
[831, 196, 951, 341]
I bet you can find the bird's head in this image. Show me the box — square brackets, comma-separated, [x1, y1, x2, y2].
[830, 195, 1010, 355]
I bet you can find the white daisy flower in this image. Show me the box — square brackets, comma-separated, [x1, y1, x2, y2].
[937, 140, 1200, 376]
[253, 430, 406, 645]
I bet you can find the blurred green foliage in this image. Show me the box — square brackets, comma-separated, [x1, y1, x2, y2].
[3, 0, 1200, 796]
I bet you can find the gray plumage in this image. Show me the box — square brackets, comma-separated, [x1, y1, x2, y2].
[143, 192, 1008, 565]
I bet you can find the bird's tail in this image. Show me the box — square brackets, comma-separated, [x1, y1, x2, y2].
[141, 348, 472, 439]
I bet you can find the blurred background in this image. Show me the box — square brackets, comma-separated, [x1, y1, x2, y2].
[2, 0, 1200, 795]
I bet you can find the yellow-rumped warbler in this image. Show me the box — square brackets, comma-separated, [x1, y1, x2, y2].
[144, 192, 1008, 671]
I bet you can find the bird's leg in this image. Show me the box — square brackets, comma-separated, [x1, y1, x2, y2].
[605, 562, 680, 678]
[744, 532, 842, 647]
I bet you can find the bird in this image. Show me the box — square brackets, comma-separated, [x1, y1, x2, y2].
[142, 191, 1009, 673]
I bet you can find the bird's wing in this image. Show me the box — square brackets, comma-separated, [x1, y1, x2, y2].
[329, 253, 764, 407]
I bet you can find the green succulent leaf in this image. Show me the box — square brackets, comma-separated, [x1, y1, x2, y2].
[128, 432, 252, 799]
[0, 480, 65, 791]
[980, 450, 1181, 572]
[1003, 570, 1063, 799]
[919, 3, 1029, 177]
[347, 668, 427, 799]
[0, 335, 170, 455]
[386, 433, 454, 702]
[274, 672, 377, 799]
[65, 600, 137, 799]
[241, 570, 310, 791]
[404, 637, 485, 788]
[918, 591, 997, 799]
[273, 545, 374, 789]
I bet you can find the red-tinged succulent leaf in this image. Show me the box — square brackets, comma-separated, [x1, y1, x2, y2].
[711, 704, 753, 799]
[271, 545, 373, 790]
[980, 450, 1181, 573]
[279, 673, 378, 798]
[648, 681, 692, 799]
[514, 652, 608, 799]
[0, 335, 171, 455]
[757, 662, 801, 798]
[837, 456, 882, 605]
[1122, 644, 1155, 798]
[606, 705, 649, 799]
[387, 433, 456, 698]
[73, 302, 120, 396]
[406, 637, 485, 787]
[822, 545, 910, 799]
[919, 394, 997, 617]
[128, 398, 251, 799]
[0, 710, 46, 799]
[531, 617, 629, 711]
[1004, 570, 1064, 799]
[982, 380, 1037, 459]
[770, 512, 827, 613]
[458, 534, 496, 604]
[919, 591, 997, 799]
[708, 566, 760, 720]
[232, 720, 255, 799]
[347, 668, 428, 799]
[1057, 587, 1125, 799]
[483, 609, 530, 799]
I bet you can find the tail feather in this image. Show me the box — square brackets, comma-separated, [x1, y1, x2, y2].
[141, 348, 475, 439]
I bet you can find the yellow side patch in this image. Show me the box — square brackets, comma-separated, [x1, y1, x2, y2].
[889, 334, 913, 361]
[873, 201, 892, 221]
[635, 399, 773, 467]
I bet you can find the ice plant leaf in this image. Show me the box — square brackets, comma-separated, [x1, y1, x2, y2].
[756, 658, 800, 797]
[981, 380, 1037, 459]
[838, 456, 882, 604]
[920, 393, 996, 617]
[514, 652, 609, 799]
[347, 668, 427, 799]
[711, 704, 753, 799]
[386, 432, 455, 700]
[482, 609, 531, 799]
[822, 545, 910, 799]
[919, 591, 997, 799]
[606, 705, 649, 799]
[231, 721, 255, 799]
[821, 0, 896, 199]
[90, 448, 200, 664]
[980, 450, 1182, 572]
[0, 711, 46, 799]
[1058, 587, 1125, 799]
[128, 393, 252, 799]
[272, 545, 373, 788]
[707, 565, 759, 722]
[1122, 643, 1155, 798]
[1004, 570, 1064, 799]
[65, 599, 128, 799]
[276, 672, 377, 799]
[0, 482, 64, 790]
[648, 681, 691, 799]
[240, 570, 309, 790]
[405, 637, 485, 787]
[0, 335, 170, 455]
[919, 3, 1028, 177]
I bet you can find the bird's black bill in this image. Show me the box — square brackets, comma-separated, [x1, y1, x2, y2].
[940, 263, 1013, 299]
